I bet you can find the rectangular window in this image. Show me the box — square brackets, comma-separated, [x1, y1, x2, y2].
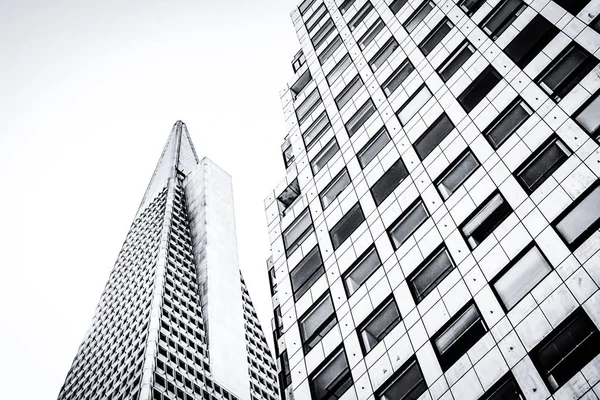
[309, 347, 353, 400]
[326, 54, 353, 85]
[292, 50, 306, 73]
[435, 149, 480, 200]
[514, 135, 572, 193]
[388, 199, 430, 249]
[312, 19, 336, 50]
[296, 89, 322, 124]
[290, 246, 325, 300]
[348, 1, 373, 31]
[375, 357, 427, 400]
[339, 0, 356, 15]
[414, 113, 454, 160]
[437, 40, 475, 82]
[277, 178, 301, 212]
[311, 138, 340, 174]
[299, 0, 316, 15]
[345, 99, 376, 137]
[574, 90, 600, 141]
[330, 203, 366, 250]
[504, 15, 559, 69]
[536, 43, 598, 102]
[480, 373, 524, 400]
[279, 351, 292, 389]
[369, 37, 399, 71]
[433, 302, 488, 371]
[403, 1, 434, 34]
[482, 97, 532, 149]
[358, 297, 402, 354]
[460, 190, 512, 249]
[335, 75, 363, 109]
[306, 4, 328, 34]
[592, 14, 600, 34]
[396, 84, 433, 125]
[357, 127, 391, 168]
[358, 18, 385, 50]
[553, 0, 590, 15]
[419, 17, 454, 56]
[389, 0, 409, 14]
[343, 245, 382, 296]
[382, 58, 415, 97]
[480, 0, 526, 40]
[458, 0, 486, 16]
[370, 158, 409, 206]
[320, 169, 351, 209]
[303, 111, 331, 150]
[491, 245, 552, 311]
[532, 308, 600, 392]
[283, 143, 295, 168]
[457, 65, 501, 113]
[299, 293, 337, 353]
[283, 208, 314, 256]
[408, 245, 455, 303]
[318, 35, 343, 65]
[290, 69, 312, 99]
[553, 182, 600, 250]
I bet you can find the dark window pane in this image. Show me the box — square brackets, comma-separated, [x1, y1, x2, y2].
[346, 99, 377, 136]
[306, 4, 328, 34]
[348, 1, 374, 31]
[370, 158, 409, 206]
[339, 0, 356, 14]
[574, 90, 600, 140]
[330, 203, 365, 249]
[312, 19, 335, 49]
[303, 111, 331, 150]
[358, 18, 385, 50]
[310, 348, 353, 400]
[357, 127, 391, 168]
[458, 0, 486, 16]
[404, 1, 434, 33]
[480, 0, 525, 40]
[480, 373, 524, 400]
[483, 98, 532, 149]
[414, 113, 455, 160]
[335, 75, 363, 109]
[382, 59, 415, 96]
[553, 0, 590, 15]
[369, 37, 399, 71]
[300, 293, 337, 352]
[435, 150, 480, 199]
[515, 135, 571, 193]
[277, 178, 301, 211]
[390, 0, 409, 14]
[359, 297, 401, 353]
[504, 15, 559, 69]
[283, 143, 295, 168]
[419, 18, 454, 56]
[438, 40, 475, 82]
[408, 246, 455, 303]
[311, 138, 340, 174]
[290, 246, 324, 300]
[299, 0, 316, 15]
[388, 200, 429, 249]
[592, 15, 600, 34]
[553, 183, 600, 250]
[318, 35, 343, 64]
[458, 65, 501, 113]
[375, 357, 427, 400]
[460, 191, 512, 249]
[343, 245, 382, 296]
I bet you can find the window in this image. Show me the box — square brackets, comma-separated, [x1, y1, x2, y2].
[408, 245, 455, 303]
[299, 293, 337, 352]
[480, 0, 525, 40]
[283, 143, 295, 168]
[292, 50, 307, 73]
[357, 127, 391, 168]
[396, 84, 433, 125]
[330, 203, 365, 250]
[348, 2, 373, 31]
[335, 75, 363, 109]
[414, 113, 454, 160]
[312, 19, 335, 50]
[460, 190, 512, 249]
[277, 178, 301, 212]
[504, 15, 559, 69]
[435, 149, 480, 199]
[306, 4, 328, 34]
[553, 0, 590, 15]
[311, 138, 340, 174]
[491, 245, 552, 311]
[326, 54, 353, 85]
[278, 351, 292, 389]
[290, 246, 325, 300]
[358, 297, 401, 354]
[283, 208, 314, 256]
[482, 97, 532, 149]
[573, 89, 600, 141]
[375, 357, 427, 400]
[419, 18, 454, 56]
[290, 69, 312, 99]
[552, 181, 600, 250]
[433, 302, 488, 371]
[514, 135, 572, 193]
[480, 373, 524, 400]
[437, 40, 475, 82]
[403, 1, 434, 33]
[532, 308, 600, 392]
[457, 65, 501, 113]
[592, 14, 600, 34]
[358, 18, 385, 50]
[370, 158, 409, 206]
[303, 111, 331, 150]
[343, 245, 382, 296]
[388, 199, 429, 249]
[320, 169, 351, 209]
[299, 0, 316, 15]
[309, 347, 353, 400]
[536, 43, 598, 101]
[369, 37, 399, 71]
[296, 89, 322, 124]
[345, 99, 376, 137]
[458, 0, 486, 16]
[389, 0, 408, 14]
[339, 0, 356, 15]
[382, 59, 415, 96]
[318, 35, 343, 64]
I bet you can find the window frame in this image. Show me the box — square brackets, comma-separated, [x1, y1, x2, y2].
[482, 97, 532, 149]
[407, 244, 456, 304]
[459, 190, 513, 250]
[310, 138, 340, 175]
[419, 17, 454, 56]
[374, 356, 427, 400]
[299, 291, 338, 353]
[437, 39, 475, 82]
[335, 74, 363, 110]
[357, 127, 392, 168]
[290, 245, 325, 301]
[389, 0, 409, 14]
[414, 112, 455, 161]
[458, 0, 486, 16]
[358, 18, 385, 50]
[319, 168, 351, 209]
[572, 89, 600, 141]
[302, 111, 331, 150]
[347, 1, 374, 32]
[308, 346, 353, 400]
[345, 99, 377, 137]
[396, 83, 433, 126]
[370, 157, 409, 206]
[434, 148, 481, 200]
[283, 207, 315, 257]
[480, 372, 525, 400]
[311, 18, 336, 50]
[387, 198, 430, 250]
[326, 53, 353, 85]
[339, 0, 356, 15]
[318, 35, 343, 65]
[342, 244, 382, 297]
[504, 14, 559, 69]
[357, 295, 402, 355]
[368, 37, 399, 72]
[382, 58, 415, 97]
[457, 65, 502, 113]
[330, 202, 366, 250]
[479, 0, 526, 40]
[403, 1, 434, 34]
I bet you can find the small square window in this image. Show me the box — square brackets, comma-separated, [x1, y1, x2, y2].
[460, 190, 512, 249]
[480, 0, 526, 40]
[358, 296, 401, 354]
[387, 199, 429, 249]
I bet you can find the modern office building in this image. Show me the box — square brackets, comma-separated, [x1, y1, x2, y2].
[57, 121, 279, 400]
[265, 0, 600, 399]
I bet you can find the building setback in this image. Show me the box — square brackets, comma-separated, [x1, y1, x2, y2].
[265, 1, 600, 399]
[57, 121, 279, 400]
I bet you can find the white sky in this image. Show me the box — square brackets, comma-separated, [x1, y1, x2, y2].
[0, 0, 299, 397]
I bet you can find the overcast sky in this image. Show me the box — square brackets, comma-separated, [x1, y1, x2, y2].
[0, 0, 299, 397]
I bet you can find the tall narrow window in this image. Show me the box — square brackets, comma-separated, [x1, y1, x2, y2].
[408, 245, 455, 303]
[573, 90, 600, 141]
[482, 97, 532, 149]
[326, 54, 353, 85]
[382, 59, 415, 97]
[330, 203, 365, 250]
[433, 302, 488, 371]
[296, 89, 322, 124]
[311, 138, 340, 174]
[514, 135, 572, 194]
[283, 143, 295, 168]
[504, 15, 559, 69]
[419, 18, 454, 56]
[438, 40, 475, 82]
[358, 18, 385, 50]
[396, 84, 433, 126]
[388, 199, 430, 249]
[345, 99, 376, 137]
[389, 0, 408, 14]
[303, 111, 331, 150]
[339, 0, 356, 15]
[480, 0, 526, 40]
[552, 182, 600, 250]
[553, 0, 590, 15]
[480, 373, 524, 400]
[348, 2, 373, 32]
[299, 293, 337, 352]
[536, 43, 598, 102]
[457, 65, 501, 113]
[357, 127, 391, 168]
[403, 1, 434, 34]
[309, 347, 353, 400]
[531, 308, 600, 392]
[318, 35, 342, 65]
[414, 113, 455, 160]
[343, 245, 382, 296]
[358, 297, 402, 354]
[320, 169, 351, 209]
[460, 190, 512, 249]
[290, 246, 325, 300]
[435, 149, 480, 200]
[306, 4, 328, 34]
[283, 208, 314, 256]
[369, 37, 399, 71]
[312, 19, 335, 50]
[370, 158, 409, 206]
[335, 75, 363, 109]
[375, 357, 427, 400]
[458, 0, 486, 16]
